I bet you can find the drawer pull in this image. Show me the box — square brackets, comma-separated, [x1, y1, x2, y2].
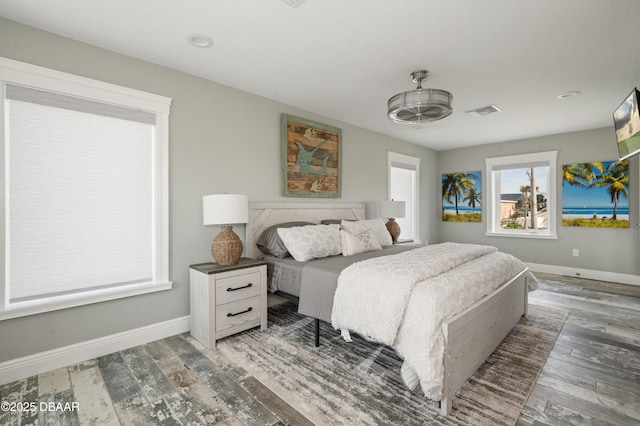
[227, 283, 253, 292]
[227, 307, 253, 317]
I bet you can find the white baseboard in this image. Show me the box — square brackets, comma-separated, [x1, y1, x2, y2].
[0, 315, 190, 385]
[526, 263, 640, 286]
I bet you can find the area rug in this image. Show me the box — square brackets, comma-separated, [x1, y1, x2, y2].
[217, 302, 568, 426]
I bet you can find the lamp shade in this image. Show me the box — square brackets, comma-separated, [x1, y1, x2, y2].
[203, 194, 249, 225]
[379, 200, 406, 219]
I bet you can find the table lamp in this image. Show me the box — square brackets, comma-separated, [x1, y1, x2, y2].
[203, 194, 249, 265]
[379, 200, 406, 243]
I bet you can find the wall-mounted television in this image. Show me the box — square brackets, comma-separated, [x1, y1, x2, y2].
[613, 87, 640, 160]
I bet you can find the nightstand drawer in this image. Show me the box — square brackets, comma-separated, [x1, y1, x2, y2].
[215, 272, 261, 305]
[216, 296, 261, 332]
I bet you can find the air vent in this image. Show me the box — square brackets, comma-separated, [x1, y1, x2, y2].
[465, 104, 501, 118]
[282, 0, 306, 7]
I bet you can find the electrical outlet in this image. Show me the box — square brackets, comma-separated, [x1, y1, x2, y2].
[573, 249, 579, 257]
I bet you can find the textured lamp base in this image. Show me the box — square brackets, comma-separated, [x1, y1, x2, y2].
[385, 218, 401, 244]
[212, 225, 243, 265]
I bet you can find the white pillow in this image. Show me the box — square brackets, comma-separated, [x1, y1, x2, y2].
[277, 224, 341, 262]
[341, 218, 393, 247]
[341, 229, 382, 256]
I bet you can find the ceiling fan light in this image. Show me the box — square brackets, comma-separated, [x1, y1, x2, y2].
[387, 71, 453, 124]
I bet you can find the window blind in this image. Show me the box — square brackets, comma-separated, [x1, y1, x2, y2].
[6, 84, 155, 124]
[7, 84, 155, 302]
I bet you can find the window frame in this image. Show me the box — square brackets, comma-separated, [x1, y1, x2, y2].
[387, 151, 421, 244]
[485, 150, 558, 239]
[0, 57, 172, 320]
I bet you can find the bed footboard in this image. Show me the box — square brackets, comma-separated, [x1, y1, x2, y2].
[440, 268, 528, 416]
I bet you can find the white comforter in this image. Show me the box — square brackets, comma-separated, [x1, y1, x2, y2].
[330, 242, 535, 400]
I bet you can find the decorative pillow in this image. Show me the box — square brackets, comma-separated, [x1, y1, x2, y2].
[277, 224, 342, 262]
[341, 218, 393, 247]
[256, 221, 314, 258]
[341, 229, 382, 256]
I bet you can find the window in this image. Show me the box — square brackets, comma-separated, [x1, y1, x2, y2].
[1, 58, 172, 320]
[388, 152, 420, 243]
[485, 151, 557, 239]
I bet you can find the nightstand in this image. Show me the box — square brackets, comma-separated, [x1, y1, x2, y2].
[189, 258, 267, 348]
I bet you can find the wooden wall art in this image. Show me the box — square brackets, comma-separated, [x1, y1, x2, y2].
[281, 114, 341, 198]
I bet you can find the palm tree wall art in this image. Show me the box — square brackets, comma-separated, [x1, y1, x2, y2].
[562, 160, 629, 228]
[442, 171, 482, 222]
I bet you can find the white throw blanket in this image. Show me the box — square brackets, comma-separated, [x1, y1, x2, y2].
[330, 242, 533, 400]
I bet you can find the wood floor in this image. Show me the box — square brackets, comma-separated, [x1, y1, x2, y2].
[1, 273, 639, 425]
[519, 273, 640, 425]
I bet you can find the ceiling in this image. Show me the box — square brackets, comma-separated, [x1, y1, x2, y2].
[1, 0, 640, 151]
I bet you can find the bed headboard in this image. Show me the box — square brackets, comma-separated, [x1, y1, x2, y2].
[246, 202, 366, 259]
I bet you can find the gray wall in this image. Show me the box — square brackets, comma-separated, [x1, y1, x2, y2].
[435, 127, 640, 276]
[2, 17, 637, 365]
[0, 18, 437, 362]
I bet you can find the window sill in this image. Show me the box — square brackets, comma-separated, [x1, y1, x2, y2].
[0, 281, 173, 321]
[485, 231, 558, 240]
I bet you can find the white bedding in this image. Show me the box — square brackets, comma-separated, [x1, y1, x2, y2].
[330, 242, 536, 400]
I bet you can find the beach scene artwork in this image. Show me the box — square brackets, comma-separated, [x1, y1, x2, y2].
[562, 160, 629, 228]
[442, 171, 481, 222]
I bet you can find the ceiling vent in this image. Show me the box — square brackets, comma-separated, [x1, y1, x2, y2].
[282, 0, 306, 7]
[465, 104, 502, 118]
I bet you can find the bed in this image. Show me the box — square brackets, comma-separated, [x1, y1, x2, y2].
[245, 202, 535, 416]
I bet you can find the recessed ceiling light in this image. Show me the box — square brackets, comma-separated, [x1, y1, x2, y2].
[187, 34, 214, 48]
[557, 91, 581, 99]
